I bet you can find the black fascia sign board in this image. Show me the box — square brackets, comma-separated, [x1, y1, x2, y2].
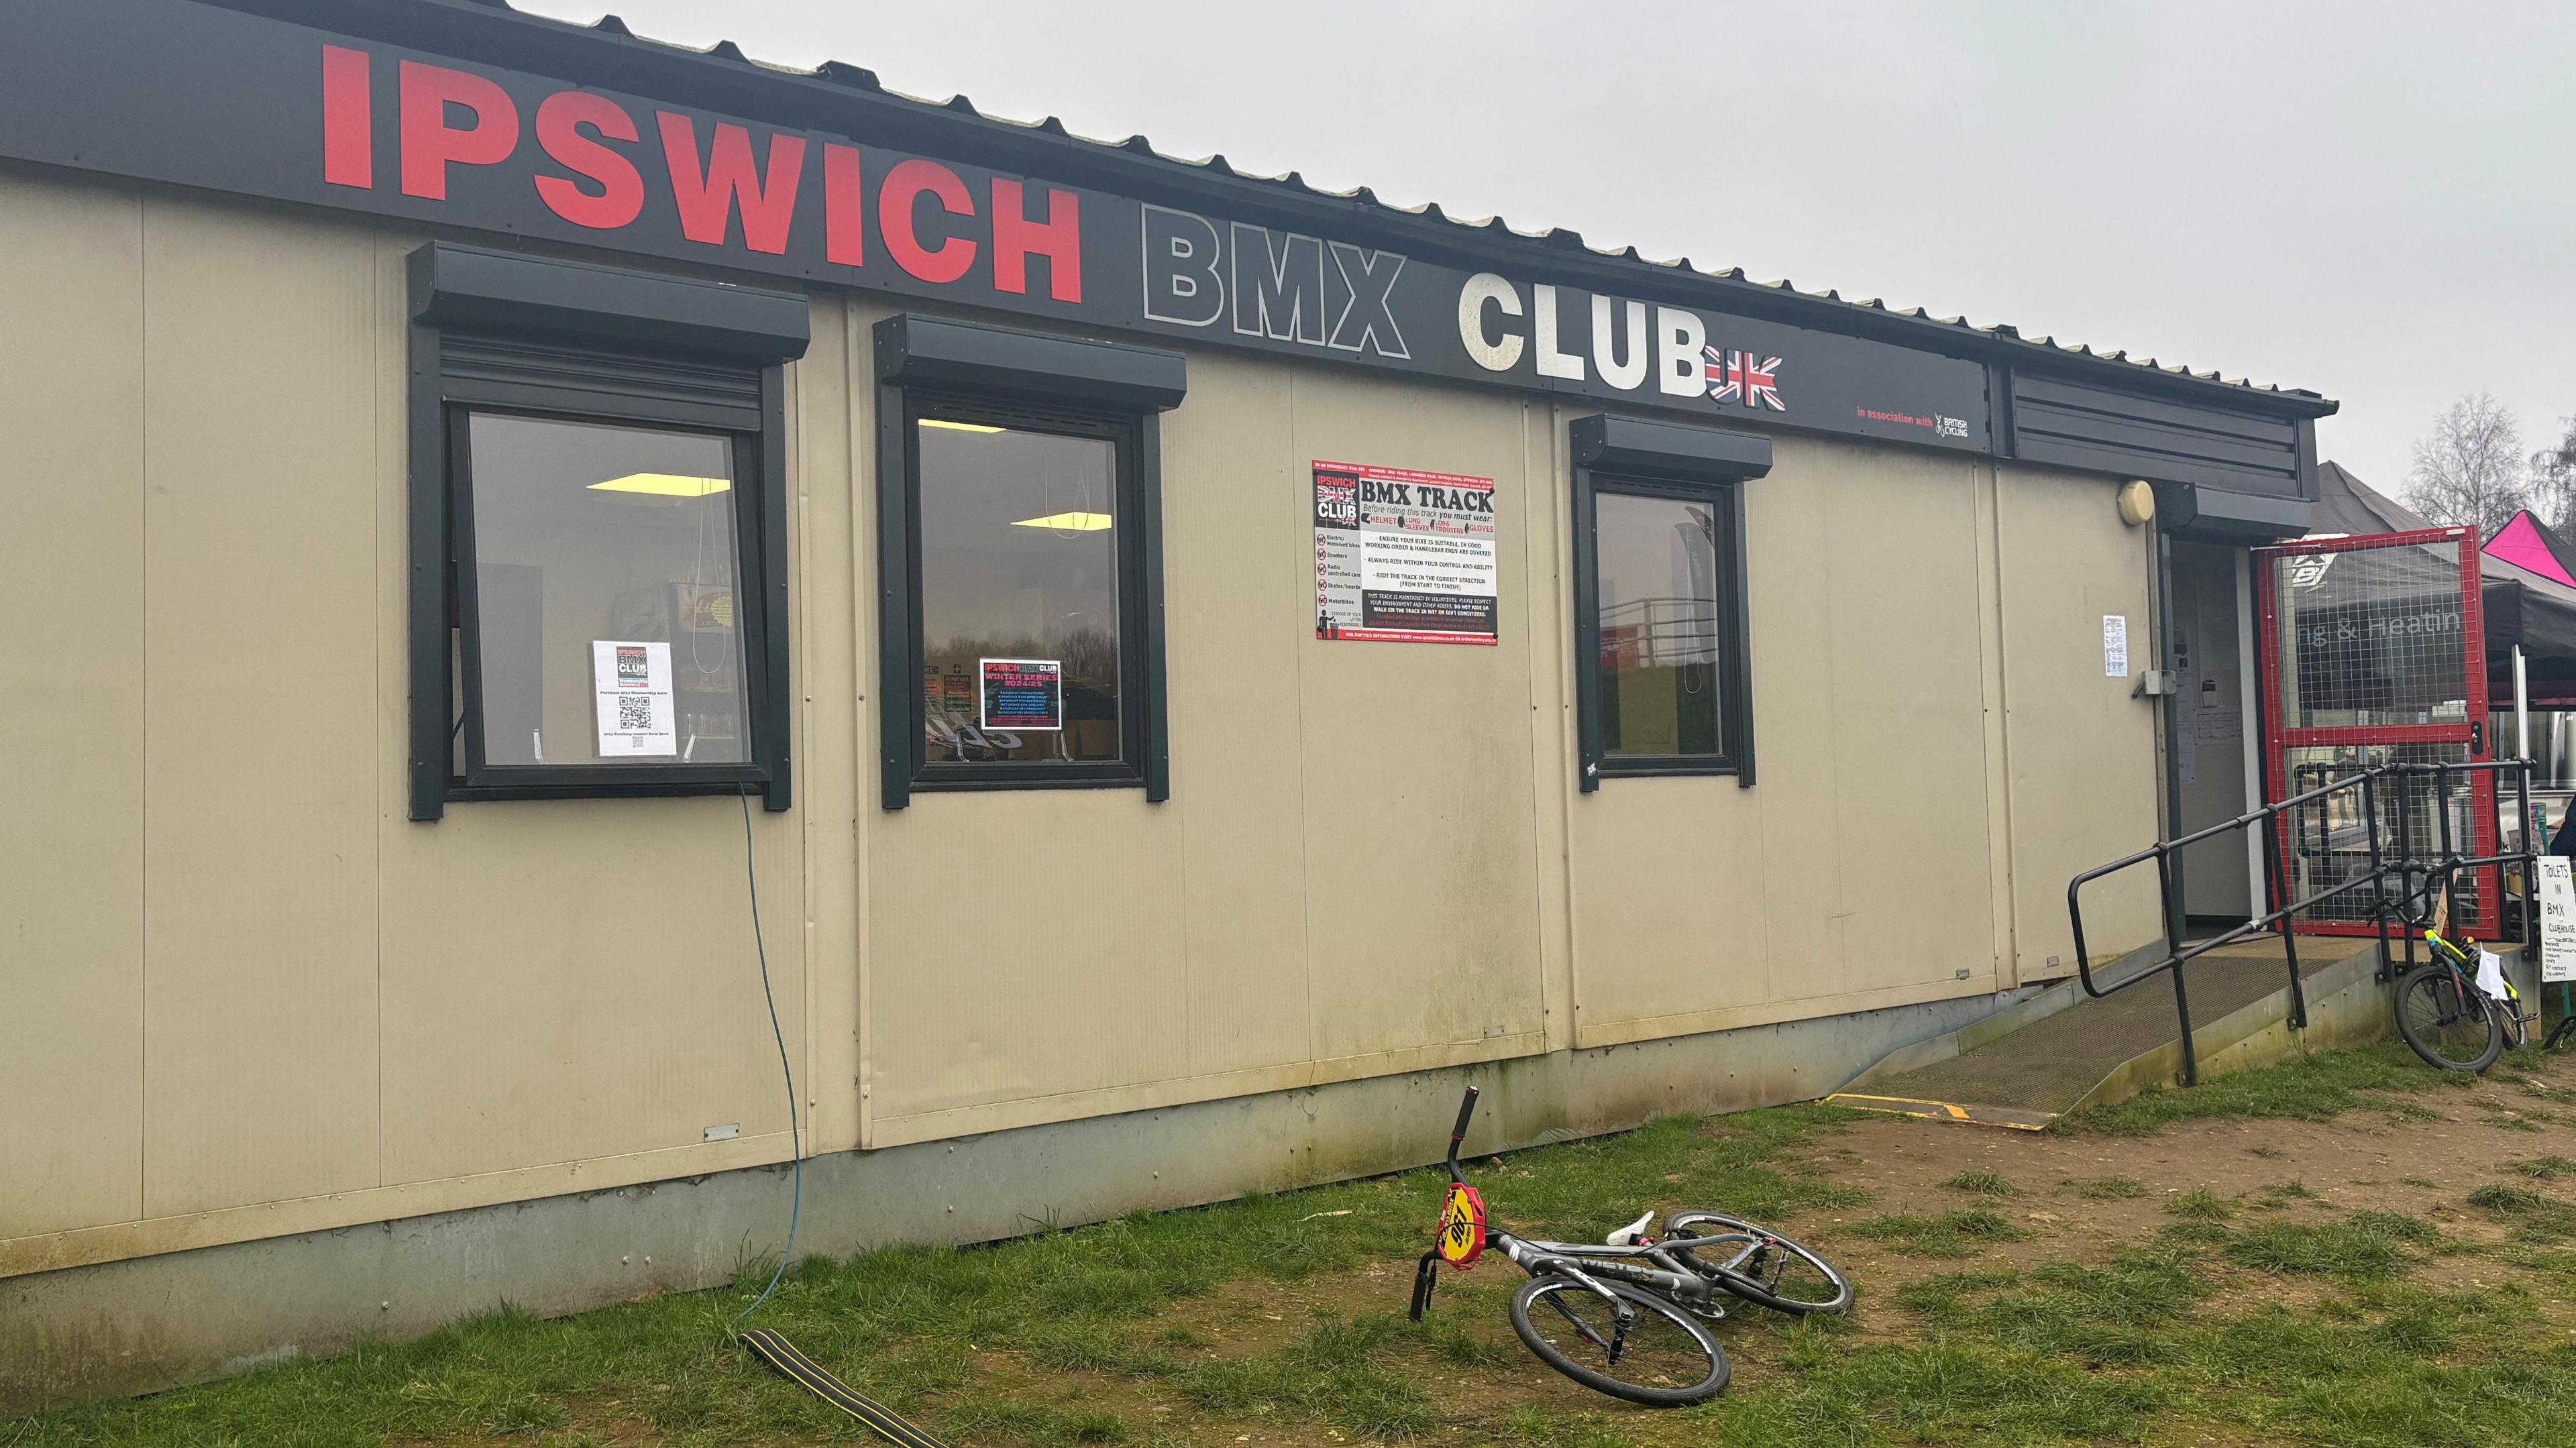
[2, 0, 1994, 453]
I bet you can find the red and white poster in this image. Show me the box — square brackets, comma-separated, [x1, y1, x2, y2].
[1313, 461, 1499, 646]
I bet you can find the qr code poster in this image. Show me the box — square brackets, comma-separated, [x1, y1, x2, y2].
[591, 639, 678, 757]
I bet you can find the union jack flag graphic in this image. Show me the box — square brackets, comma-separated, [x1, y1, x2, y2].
[1703, 347, 1786, 410]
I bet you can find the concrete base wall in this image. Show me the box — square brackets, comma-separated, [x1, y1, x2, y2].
[0, 983, 2030, 1414]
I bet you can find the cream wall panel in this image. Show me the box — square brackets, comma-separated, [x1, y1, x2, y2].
[376, 798, 807, 1183]
[795, 300, 864, 1156]
[866, 791, 1189, 1121]
[1161, 353, 1313, 1077]
[1741, 439, 1856, 1006]
[139, 198, 380, 1216]
[1996, 465, 2163, 970]
[1815, 445, 1997, 995]
[1568, 777, 1772, 1034]
[1525, 406, 1577, 1052]
[0, 174, 147, 1237]
[1287, 372, 1548, 1060]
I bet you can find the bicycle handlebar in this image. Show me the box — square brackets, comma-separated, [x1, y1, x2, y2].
[2390, 857, 2467, 933]
[1445, 1087, 1479, 1183]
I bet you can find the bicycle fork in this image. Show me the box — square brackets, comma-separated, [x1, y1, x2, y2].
[1541, 1272, 1638, 1363]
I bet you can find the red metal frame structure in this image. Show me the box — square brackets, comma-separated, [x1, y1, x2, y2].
[2253, 527, 2494, 936]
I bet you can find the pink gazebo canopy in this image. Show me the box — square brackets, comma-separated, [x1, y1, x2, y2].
[2487, 510, 2576, 588]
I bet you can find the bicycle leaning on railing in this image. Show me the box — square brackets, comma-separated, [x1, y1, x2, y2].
[1403, 1087, 1849, 1406]
[2385, 860, 2537, 1072]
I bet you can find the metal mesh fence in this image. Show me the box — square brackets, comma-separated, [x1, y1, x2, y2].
[2284, 745, 2484, 927]
[2269, 542, 2471, 735]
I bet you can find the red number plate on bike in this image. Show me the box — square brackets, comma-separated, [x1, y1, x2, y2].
[1436, 1182, 1487, 1268]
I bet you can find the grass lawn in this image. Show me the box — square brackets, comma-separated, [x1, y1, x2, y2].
[15, 1040, 2576, 1447]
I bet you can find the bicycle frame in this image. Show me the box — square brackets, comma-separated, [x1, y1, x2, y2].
[1487, 1232, 1724, 1317]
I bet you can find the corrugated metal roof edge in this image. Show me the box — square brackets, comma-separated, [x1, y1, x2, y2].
[215, 0, 2338, 421]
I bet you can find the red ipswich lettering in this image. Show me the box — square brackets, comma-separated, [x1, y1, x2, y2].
[823, 143, 865, 267]
[533, 93, 643, 230]
[320, 46, 372, 189]
[398, 60, 517, 201]
[657, 114, 806, 255]
[989, 178, 1081, 302]
[880, 158, 976, 284]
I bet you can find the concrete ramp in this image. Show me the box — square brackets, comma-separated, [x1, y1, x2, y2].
[1825, 936, 2386, 1127]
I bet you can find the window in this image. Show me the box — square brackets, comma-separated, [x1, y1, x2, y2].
[408, 243, 808, 820]
[1569, 414, 1768, 791]
[1595, 488, 1727, 761]
[914, 408, 1134, 770]
[457, 414, 753, 771]
[874, 315, 1185, 807]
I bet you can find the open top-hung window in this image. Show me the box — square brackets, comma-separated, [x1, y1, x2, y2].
[1570, 414, 1770, 791]
[874, 315, 1185, 807]
[408, 243, 808, 820]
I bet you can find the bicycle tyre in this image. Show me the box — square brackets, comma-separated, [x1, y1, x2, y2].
[2395, 964, 2504, 1073]
[1662, 1212, 1853, 1314]
[1508, 1276, 1727, 1407]
[2498, 979, 2534, 1052]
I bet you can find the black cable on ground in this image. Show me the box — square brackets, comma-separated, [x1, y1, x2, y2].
[741, 1329, 950, 1448]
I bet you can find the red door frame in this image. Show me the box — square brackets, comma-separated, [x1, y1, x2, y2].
[2252, 526, 2493, 935]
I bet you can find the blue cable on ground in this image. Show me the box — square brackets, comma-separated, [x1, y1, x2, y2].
[733, 787, 802, 1328]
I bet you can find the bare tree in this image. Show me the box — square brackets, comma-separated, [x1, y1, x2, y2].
[2531, 415, 2576, 537]
[2406, 392, 2527, 537]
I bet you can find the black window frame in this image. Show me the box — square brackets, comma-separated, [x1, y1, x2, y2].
[873, 314, 1186, 810]
[1570, 413, 1771, 793]
[407, 243, 808, 821]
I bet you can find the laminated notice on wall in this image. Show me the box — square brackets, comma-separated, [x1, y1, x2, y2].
[1314, 461, 1499, 645]
[591, 640, 677, 757]
[2540, 856, 2576, 984]
[2103, 615, 2129, 677]
[981, 658, 1064, 730]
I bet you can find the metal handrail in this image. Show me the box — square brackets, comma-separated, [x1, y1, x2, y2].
[2067, 758, 2536, 1087]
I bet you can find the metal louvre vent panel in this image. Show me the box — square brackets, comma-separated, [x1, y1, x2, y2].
[2012, 375, 2302, 496]
[438, 333, 765, 429]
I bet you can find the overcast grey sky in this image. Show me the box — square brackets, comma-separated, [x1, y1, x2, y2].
[518, 0, 2575, 489]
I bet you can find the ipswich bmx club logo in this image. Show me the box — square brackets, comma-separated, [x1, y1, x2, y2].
[1704, 347, 1785, 411]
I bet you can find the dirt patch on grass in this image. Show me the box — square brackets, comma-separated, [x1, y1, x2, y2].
[835, 1052, 2576, 1446]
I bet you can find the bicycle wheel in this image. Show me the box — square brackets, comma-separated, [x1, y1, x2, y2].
[2501, 989, 2532, 1052]
[1508, 1276, 1727, 1407]
[2396, 965, 2504, 1072]
[1662, 1212, 1853, 1314]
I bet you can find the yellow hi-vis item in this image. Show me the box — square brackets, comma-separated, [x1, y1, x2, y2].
[1437, 1180, 1488, 1268]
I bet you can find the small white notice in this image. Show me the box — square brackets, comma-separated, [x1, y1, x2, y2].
[2102, 614, 2130, 678]
[591, 639, 677, 757]
[2540, 855, 2576, 984]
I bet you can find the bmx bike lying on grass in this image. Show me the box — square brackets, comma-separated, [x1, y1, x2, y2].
[1404, 1087, 1850, 1406]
